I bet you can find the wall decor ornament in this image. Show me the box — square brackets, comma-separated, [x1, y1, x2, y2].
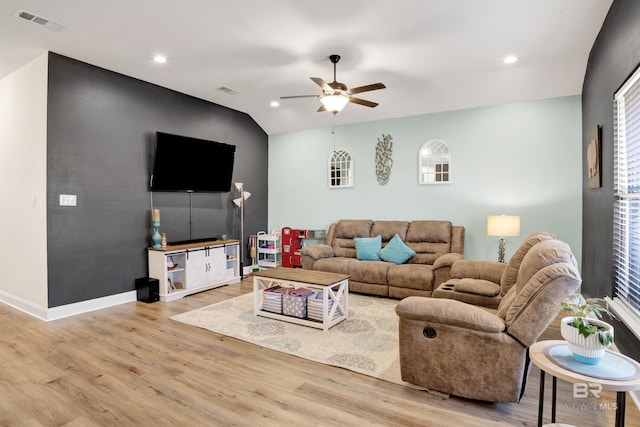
[375, 134, 393, 185]
[587, 125, 602, 189]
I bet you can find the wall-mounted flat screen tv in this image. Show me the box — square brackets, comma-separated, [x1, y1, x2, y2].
[150, 131, 236, 192]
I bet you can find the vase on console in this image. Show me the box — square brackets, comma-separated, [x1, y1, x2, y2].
[152, 209, 162, 249]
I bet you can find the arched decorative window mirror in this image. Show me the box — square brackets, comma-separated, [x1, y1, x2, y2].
[419, 139, 451, 184]
[328, 149, 354, 188]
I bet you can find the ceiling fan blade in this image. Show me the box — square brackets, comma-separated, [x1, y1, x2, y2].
[349, 97, 379, 108]
[317, 104, 327, 112]
[311, 77, 333, 93]
[280, 95, 320, 99]
[348, 83, 386, 95]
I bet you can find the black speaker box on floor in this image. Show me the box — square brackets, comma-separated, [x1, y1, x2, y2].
[135, 277, 160, 303]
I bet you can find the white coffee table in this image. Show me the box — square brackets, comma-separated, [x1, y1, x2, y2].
[252, 268, 349, 331]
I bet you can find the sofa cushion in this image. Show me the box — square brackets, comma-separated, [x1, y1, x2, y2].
[354, 235, 382, 261]
[500, 232, 556, 296]
[497, 285, 517, 319]
[450, 259, 505, 283]
[335, 219, 374, 238]
[371, 221, 410, 242]
[349, 280, 389, 297]
[405, 221, 452, 264]
[388, 264, 434, 291]
[379, 234, 416, 264]
[349, 261, 392, 285]
[332, 220, 374, 258]
[506, 240, 578, 326]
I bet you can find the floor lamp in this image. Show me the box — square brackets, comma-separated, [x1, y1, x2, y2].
[487, 215, 520, 263]
[233, 182, 251, 278]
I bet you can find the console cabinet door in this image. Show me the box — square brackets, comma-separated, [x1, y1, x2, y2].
[186, 249, 208, 289]
[186, 247, 226, 289]
[208, 247, 226, 280]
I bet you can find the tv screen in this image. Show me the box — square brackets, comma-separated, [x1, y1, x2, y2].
[150, 132, 236, 192]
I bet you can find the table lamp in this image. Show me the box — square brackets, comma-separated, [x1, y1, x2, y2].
[487, 215, 521, 263]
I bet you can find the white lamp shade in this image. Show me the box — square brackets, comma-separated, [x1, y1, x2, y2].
[320, 94, 349, 113]
[232, 191, 251, 207]
[487, 215, 521, 237]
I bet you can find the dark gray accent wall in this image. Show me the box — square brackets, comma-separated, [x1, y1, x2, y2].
[47, 53, 268, 307]
[582, 0, 640, 357]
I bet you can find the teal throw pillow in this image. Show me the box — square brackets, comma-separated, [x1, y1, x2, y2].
[354, 235, 382, 261]
[378, 234, 416, 264]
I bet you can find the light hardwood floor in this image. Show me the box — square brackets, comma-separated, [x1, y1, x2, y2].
[1, 279, 638, 427]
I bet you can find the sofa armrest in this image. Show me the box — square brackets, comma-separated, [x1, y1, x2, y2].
[450, 259, 505, 283]
[454, 279, 501, 297]
[432, 252, 464, 269]
[299, 244, 334, 260]
[395, 297, 506, 333]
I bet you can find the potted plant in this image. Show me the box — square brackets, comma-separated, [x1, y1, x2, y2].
[559, 293, 614, 365]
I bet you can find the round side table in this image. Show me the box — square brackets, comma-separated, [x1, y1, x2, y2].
[530, 340, 640, 427]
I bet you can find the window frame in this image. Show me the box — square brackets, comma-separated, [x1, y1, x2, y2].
[612, 64, 640, 333]
[328, 149, 354, 188]
[418, 139, 451, 184]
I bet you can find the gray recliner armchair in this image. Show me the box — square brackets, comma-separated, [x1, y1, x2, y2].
[395, 239, 581, 403]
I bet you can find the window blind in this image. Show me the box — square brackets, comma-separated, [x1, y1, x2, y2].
[613, 65, 640, 319]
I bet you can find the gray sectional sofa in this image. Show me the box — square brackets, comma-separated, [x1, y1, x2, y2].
[300, 219, 465, 298]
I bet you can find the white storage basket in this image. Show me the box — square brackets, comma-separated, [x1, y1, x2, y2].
[282, 288, 315, 318]
[307, 292, 342, 321]
[262, 286, 285, 314]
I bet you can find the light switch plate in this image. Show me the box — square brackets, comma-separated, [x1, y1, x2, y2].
[59, 194, 77, 206]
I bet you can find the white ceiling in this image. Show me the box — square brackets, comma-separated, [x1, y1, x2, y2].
[0, 0, 612, 135]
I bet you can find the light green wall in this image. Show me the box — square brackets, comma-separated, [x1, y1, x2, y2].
[268, 96, 582, 265]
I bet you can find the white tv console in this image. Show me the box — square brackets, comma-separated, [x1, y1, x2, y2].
[148, 240, 240, 302]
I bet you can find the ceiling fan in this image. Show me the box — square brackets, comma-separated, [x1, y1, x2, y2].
[280, 54, 386, 114]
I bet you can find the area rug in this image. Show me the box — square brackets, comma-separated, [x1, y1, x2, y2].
[171, 293, 411, 386]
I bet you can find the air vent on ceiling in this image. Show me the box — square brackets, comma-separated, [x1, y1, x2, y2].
[218, 86, 240, 95]
[15, 10, 66, 32]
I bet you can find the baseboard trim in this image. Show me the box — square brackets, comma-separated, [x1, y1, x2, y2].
[630, 390, 640, 414]
[0, 290, 48, 320]
[46, 291, 137, 321]
[0, 290, 137, 321]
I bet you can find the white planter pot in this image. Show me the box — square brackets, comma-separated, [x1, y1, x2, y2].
[560, 316, 614, 365]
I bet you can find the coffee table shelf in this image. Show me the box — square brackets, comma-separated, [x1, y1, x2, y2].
[252, 268, 349, 331]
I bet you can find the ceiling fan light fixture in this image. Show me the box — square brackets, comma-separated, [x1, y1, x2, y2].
[281, 55, 384, 113]
[320, 94, 349, 114]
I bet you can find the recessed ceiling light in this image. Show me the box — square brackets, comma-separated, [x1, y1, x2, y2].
[504, 55, 518, 64]
[153, 55, 167, 64]
[270, 101, 280, 107]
